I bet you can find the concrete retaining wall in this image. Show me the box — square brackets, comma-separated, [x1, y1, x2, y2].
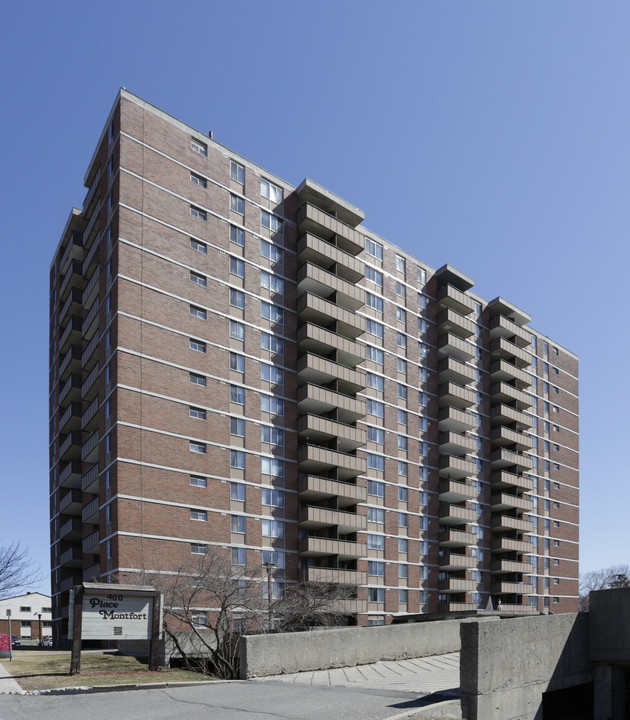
[240, 617, 475, 679]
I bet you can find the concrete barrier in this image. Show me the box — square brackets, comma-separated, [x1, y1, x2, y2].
[240, 617, 474, 679]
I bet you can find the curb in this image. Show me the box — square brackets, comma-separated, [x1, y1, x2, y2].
[2, 679, 239, 696]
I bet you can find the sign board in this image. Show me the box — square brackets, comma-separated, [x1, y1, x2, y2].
[0, 634, 9, 651]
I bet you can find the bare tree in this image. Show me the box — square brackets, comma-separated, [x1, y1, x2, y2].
[579, 564, 630, 611]
[273, 581, 357, 632]
[0, 543, 43, 598]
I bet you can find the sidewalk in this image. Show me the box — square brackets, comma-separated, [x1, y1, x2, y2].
[0, 661, 24, 694]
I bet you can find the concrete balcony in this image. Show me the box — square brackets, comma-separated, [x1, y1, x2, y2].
[59, 517, 82, 541]
[489, 337, 531, 369]
[82, 333, 99, 370]
[297, 353, 365, 395]
[83, 531, 100, 554]
[437, 333, 476, 363]
[297, 233, 364, 284]
[439, 553, 476, 570]
[297, 292, 364, 340]
[439, 479, 477, 503]
[59, 430, 82, 461]
[491, 471, 534, 493]
[438, 406, 476, 433]
[81, 395, 99, 431]
[490, 404, 532, 430]
[82, 297, 100, 341]
[83, 563, 101, 582]
[489, 359, 533, 389]
[82, 362, 100, 400]
[59, 373, 82, 407]
[436, 284, 475, 315]
[499, 604, 534, 614]
[439, 503, 477, 525]
[491, 515, 532, 533]
[439, 577, 477, 594]
[296, 203, 363, 256]
[82, 495, 100, 523]
[59, 344, 82, 381]
[298, 444, 366, 480]
[491, 559, 535, 575]
[82, 199, 101, 249]
[298, 475, 366, 507]
[81, 430, 99, 463]
[489, 315, 531, 348]
[492, 582, 535, 595]
[438, 455, 477, 481]
[82, 167, 101, 216]
[59, 402, 82, 433]
[60, 232, 84, 275]
[437, 308, 476, 339]
[298, 414, 366, 453]
[82, 232, 101, 277]
[491, 493, 533, 514]
[491, 448, 533, 472]
[438, 431, 477, 456]
[297, 322, 364, 368]
[490, 382, 532, 410]
[59, 489, 82, 515]
[297, 262, 364, 311]
[296, 178, 365, 229]
[299, 505, 366, 533]
[331, 599, 368, 614]
[59, 287, 83, 328]
[60, 260, 83, 300]
[438, 357, 476, 386]
[81, 462, 99, 493]
[490, 426, 531, 451]
[59, 316, 82, 354]
[82, 265, 100, 308]
[300, 566, 367, 585]
[441, 602, 479, 612]
[491, 537, 532, 554]
[59, 460, 82, 489]
[59, 546, 83, 567]
[439, 528, 477, 547]
[298, 537, 366, 560]
[438, 382, 476, 409]
[487, 297, 531, 327]
[60, 575, 83, 593]
[297, 383, 365, 424]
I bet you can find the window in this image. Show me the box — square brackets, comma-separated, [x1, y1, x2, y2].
[261, 178, 283, 203]
[230, 225, 245, 246]
[230, 417, 245, 437]
[365, 266, 383, 287]
[396, 333, 407, 350]
[261, 239, 283, 264]
[366, 372, 384, 391]
[368, 561, 385, 576]
[261, 395, 284, 416]
[230, 161, 245, 183]
[365, 292, 383, 312]
[397, 383, 407, 400]
[189, 372, 206, 386]
[368, 534, 385, 550]
[367, 507, 384, 524]
[230, 288, 245, 309]
[230, 482, 246, 501]
[366, 319, 384, 339]
[189, 338, 206, 354]
[418, 342, 428, 357]
[262, 488, 285, 508]
[399, 564, 409, 579]
[190, 173, 207, 188]
[191, 509, 207, 521]
[190, 305, 206, 320]
[396, 282, 406, 300]
[261, 270, 284, 294]
[229, 320, 245, 341]
[395, 255, 406, 274]
[190, 475, 207, 488]
[398, 409, 408, 426]
[230, 384, 245, 404]
[262, 550, 286, 569]
[397, 358, 407, 374]
[190, 271, 207, 287]
[262, 519, 284, 538]
[191, 138, 207, 156]
[230, 352, 245, 373]
[190, 238, 207, 253]
[366, 399, 384, 418]
[189, 406, 206, 420]
[230, 450, 245, 469]
[261, 426, 284, 445]
[190, 205, 207, 221]
[230, 194, 245, 215]
[398, 512, 408, 528]
[261, 457, 285, 477]
[20, 606, 31, 612]
[231, 548, 246, 565]
[368, 426, 384, 444]
[189, 441, 206, 454]
[553, 386, 559, 394]
[417, 267, 427, 284]
[368, 588, 385, 603]
[553, 406, 559, 413]
[261, 210, 283, 234]
[365, 238, 383, 260]
[368, 478, 385, 496]
[399, 538, 408, 553]
[261, 364, 283, 385]
[191, 541, 207, 554]
[417, 292, 427, 309]
[230, 257, 245, 278]
[398, 435, 408, 451]
[231, 515, 246, 533]
[365, 346, 384, 365]
[398, 487, 408, 502]
[262, 332, 284, 355]
[261, 301, 284, 324]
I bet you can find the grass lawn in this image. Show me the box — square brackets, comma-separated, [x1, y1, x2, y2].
[4, 650, 218, 691]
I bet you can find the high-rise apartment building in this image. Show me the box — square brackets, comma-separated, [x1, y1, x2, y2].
[49, 90, 579, 642]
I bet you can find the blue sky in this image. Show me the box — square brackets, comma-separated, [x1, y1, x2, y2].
[1, 1, 628, 594]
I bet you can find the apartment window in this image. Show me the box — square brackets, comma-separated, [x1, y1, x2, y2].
[189, 338, 207, 354]
[398, 487, 408, 502]
[261, 457, 285, 477]
[418, 342, 428, 358]
[261, 396, 284, 416]
[230, 161, 245, 184]
[190, 173, 207, 188]
[365, 266, 383, 287]
[106, 294, 112, 314]
[419, 391, 428, 407]
[398, 461, 408, 478]
[191, 509, 207, 521]
[190, 475, 207, 488]
[230, 352, 245, 373]
[106, 258, 113, 280]
[261, 302, 284, 324]
[417, 267, 427, 284]
[105, 399, 111, 419]
[191, 138, 207, 156]
[190, 238, 207, 253]
[189, 441, 206, 454]
[186, 372, 204, 387]
[367, 507, 385, 524]
[230, 417, 245, 437]
[368, 534, 385, 550]
[231, 548, 246, 566]
[230, 449, 245, 470]
[261, 210, 283, 234]
[366, 319, 384, 339]
[394, 255, 406, 274]
[417, 293, 427, 309]
[398, 409, 408, 426]
[230, 194, 245, 215]
[230, 482, 246, 501]
[368, 426, 384, 444]
[397, 383, 407, 400]
[261, 240, 283, 264]
[368, 479, 385, 496]
[261, 178, 283, 203]
[365, 346, 384, 365]
[230, 289, 245, 309]
[261, 364, 283, 385]
[365, 238, 383, 260]
[396, 282, 406, 300]
[190, 271, 207, 287]
[262, 488, 285, 508]
[189, 406, 206, 420]
[553, 386, 559, 394]
[190, 305, 207, 320]
[261, 426, 284, 445]
[365, 292, 383, 312]
[366, 399, 384, 418]
[190, 205, 207, 221]
[398, 564, 409, 579]
[261, 271, 284, 294]
[230, 225, 245, 246]
[20, 606, 31, 613]
[553, 367, 559, 374]
[397, 358, 407, 374]
[553, 406, 559, 413]
[366, 372, 384, 391]
[399, 589, 409, 605]
[229, 320, 245, 341]
[263, 550, 286, 569]
[230, 257, 245, 278]
[553, 425, 560, 432]
[368, 588, 385, 603]
[230, 385, 244, 404]
[398, 538, 408, 553]
[231, 515, 246, 533]
[553, 443, 559, 451]
[367, 454, 385, 472]
[368, 561, 385, 577]
[418, 317, 427, 334]
[398, 435, 408, 451]
[262, 332, 283, 356]
[396, 332, 407, 350]
[262, 519, 284, 538]
[191, 542, 207, 554]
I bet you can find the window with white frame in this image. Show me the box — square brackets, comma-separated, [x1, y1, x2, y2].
[190, 338, 206, 353]
[261, 270, 284, 294]
[229, 320, 245, 341]
[261, 363, 283, 385]
[230, 161, 245, 184]
[261, 457, 285, 477]
[230, 194, 245, 215]
[230, 225, 245, 246]
[191, 138, 207, 156]
[190, 271, 207, 287]
[261, 301, 284, 324]
[365, 238, 383, 260]
[261, 210, 283, 234]
[261, 239, 283, 264]
[190, 205, 207, 221]
[261, 178, 283, 203]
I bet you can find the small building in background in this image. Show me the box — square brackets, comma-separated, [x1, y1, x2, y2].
[0, 592, 52, 643]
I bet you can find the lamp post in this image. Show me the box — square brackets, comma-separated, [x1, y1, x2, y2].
[262, 563, 276, 631]
[6, 610, 11, 662]
[37, 613, 42, 644]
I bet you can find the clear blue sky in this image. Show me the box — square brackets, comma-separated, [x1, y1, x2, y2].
[1, 1, 628, 594]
